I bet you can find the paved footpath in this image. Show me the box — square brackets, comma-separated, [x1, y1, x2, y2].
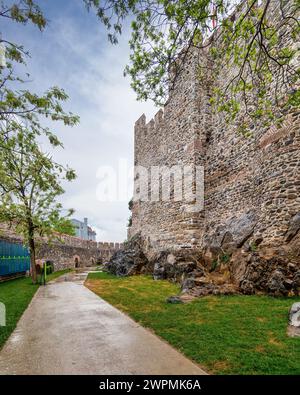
[0, 270, 206, 375]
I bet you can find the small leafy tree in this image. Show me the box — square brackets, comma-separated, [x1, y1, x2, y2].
[0, 126, 76, 283]
[52, 216, 76, 236]
[0, 1, 79, 282]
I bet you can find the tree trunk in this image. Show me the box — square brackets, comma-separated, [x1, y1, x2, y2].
[28, 225, 37, 284]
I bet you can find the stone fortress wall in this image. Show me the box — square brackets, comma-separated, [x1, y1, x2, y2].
[0, 223, 123, 271]
[130, 50, 205, 251]
[128, 0, 300, 295]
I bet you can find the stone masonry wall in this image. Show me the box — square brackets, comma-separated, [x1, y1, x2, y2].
[0, 223, 123, 271]
[130, 49, 205, 252]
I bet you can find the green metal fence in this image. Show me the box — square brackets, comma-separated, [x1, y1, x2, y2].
[0, 239, 30, 276]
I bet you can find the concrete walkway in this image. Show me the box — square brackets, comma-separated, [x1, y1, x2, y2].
[0, 270, 206, 375]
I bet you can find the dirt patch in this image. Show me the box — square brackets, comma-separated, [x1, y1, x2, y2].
[212, 360, 231, 372]
[254, 345, 266, 353]
[256, 317, 267, 323]
[268, 337, 285, 348]
[85, 280, 107, 294]
[194, 318, 206, 325]
[137, 305, 164, 313]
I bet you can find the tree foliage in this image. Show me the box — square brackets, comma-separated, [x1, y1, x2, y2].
[3, 1, 298, 133]
[0, 128, 76, 236]
[85, 0, 300, 128]
[0, 0, 79, 147]
[52, 216, 76, 236]
[0, 125, 76, 282]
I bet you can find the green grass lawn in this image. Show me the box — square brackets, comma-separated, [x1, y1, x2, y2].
[0, 268, 72, 350]
[86, 272, 300, 375]
[0, 277, 39, 349]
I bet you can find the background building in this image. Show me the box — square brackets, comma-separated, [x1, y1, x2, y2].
[71, 218, 96, 241]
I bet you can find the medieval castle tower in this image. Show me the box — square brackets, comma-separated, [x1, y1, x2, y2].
[128, 1, 300, 295]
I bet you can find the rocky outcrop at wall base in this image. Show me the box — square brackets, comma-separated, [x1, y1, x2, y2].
[106, 214, 300, 298]
[106, 238, 239, 297]
[104, 233, 151, 276]
[233, 247, 300, 296]
[202, 210, 258, 260]
[199, 211, 300, 297]
[105, 233, 201, 281]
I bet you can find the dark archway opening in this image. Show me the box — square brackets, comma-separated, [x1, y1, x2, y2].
[74, 257, 79, 268]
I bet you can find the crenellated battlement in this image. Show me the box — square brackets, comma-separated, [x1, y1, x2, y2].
[0, 222, 122, 251]
[134, 109, 164, 137]
[98, 241, 123, 250]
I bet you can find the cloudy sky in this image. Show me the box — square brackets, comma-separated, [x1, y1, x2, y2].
[3, 0, 156, 241]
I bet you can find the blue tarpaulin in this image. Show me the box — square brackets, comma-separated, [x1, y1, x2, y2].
[0, 239, 30, 276]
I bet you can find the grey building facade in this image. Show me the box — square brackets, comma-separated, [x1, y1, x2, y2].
[71, 218, 97, 241]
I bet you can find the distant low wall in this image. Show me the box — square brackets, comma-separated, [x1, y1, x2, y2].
[0, 223, 123, 272]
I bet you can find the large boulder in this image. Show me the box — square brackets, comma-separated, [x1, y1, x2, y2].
[288, 302, 300, 337]
[104, 233, 149, 276]
[202, 210, 257, 260]
[235, 252, 300, 296]
[289, 302, 300, 327]
[152, 251, 199, 282]
[285, 213, 300, 242]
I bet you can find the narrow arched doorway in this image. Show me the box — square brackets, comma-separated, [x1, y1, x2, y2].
[74, 257, 79, 268]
